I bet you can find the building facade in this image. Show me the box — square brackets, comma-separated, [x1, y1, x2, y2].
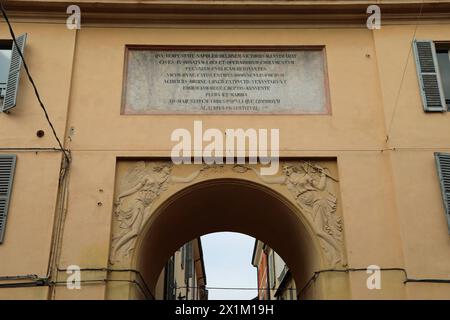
[252, 241, 297, 300]
[253, 241, 270, 300]
[0, 0, 449, 300]
[155, 239, 207, 300]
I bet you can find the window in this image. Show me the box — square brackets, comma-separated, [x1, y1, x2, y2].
[0, 155, 17, 244]
[0, 34, 27, 113]
[181, 244, 185, 269]
[436, 45, 450, 109]
[435, 153, 450, 233]
[184, 241, 193, 282]
[268, 250, 275, 289]
[0, 40, 12, 103]
[413, 40, 447, 112]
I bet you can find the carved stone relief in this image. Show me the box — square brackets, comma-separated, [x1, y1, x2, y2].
[110, 161, 345, 268]
[110, 162, 202, 264]
[235, 163, 344, 267]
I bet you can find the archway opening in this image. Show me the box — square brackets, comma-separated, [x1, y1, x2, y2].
[132, 178, 324, 299]
[155, 231, 298, 300]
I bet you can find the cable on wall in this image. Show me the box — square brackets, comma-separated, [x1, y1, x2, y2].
[0, 1, 70, 162]
[297, 267, 450, 299]
[56, 267, 155, 300]
[385, 0, 425, 143]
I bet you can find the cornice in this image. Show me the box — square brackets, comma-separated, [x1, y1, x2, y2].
[3, 0, 450, 25]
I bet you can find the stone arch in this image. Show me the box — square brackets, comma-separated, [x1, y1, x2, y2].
[106, 161, 349, 299]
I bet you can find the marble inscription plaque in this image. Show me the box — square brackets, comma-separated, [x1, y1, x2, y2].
[123, 48, 329, 114]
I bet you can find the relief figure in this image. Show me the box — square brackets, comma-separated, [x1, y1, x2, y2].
[110, 163, 201, 264]
[245, 163, 344, 267]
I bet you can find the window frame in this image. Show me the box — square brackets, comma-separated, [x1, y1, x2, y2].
[434, 42, 450, 110]
[0, 40, 13, 100]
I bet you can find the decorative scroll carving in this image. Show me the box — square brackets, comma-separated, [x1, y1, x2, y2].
[111, 161, 344, 267]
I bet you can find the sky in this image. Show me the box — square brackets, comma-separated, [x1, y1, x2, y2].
[200, 232, 258, 300]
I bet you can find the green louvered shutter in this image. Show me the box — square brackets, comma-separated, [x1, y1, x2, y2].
[413, 40, 446, 112]
[269, 251, 275, 289]
[185, 241, 193, 281]
[165, 256, 176, 300]
[181, 244, 185, 269]
[435, 152, 450, 233]
[2, 34, 27, 112]
[0, 155, 16, 243]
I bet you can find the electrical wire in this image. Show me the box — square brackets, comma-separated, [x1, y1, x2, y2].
[0, 147, 69, 152]
[385, 0, 425, 142]
[0, 1, 447, 301]
[0, 269, 155, 300]
[297, 267, 450, 299]
[2, 266, 449, 301]
[173, 286, 296, 291]
[0, 0, 433, 157]
[0, 274, 39, 281]
[56, 267, 155, 300]
[0, 0, 436, 157]
[65, 145, 450, 153]
[0, 1, 70, 162]
[46, 155, 71, 300]
[0, 3, 73, 297]
[50, 279, 154, 300]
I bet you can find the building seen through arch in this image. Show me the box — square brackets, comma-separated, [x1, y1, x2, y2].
[252, 241, 297, 300]
[156, 238, 208, 300]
